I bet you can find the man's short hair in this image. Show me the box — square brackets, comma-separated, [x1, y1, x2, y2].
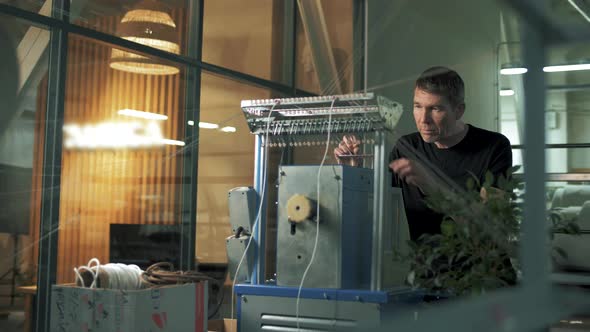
[415, 66, 465, 107]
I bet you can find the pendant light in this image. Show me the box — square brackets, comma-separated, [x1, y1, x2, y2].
[110, 0, 180, 75]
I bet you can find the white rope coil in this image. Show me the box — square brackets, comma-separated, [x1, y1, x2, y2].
[74, 258, 145, 290]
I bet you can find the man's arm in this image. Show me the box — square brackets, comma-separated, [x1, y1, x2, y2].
[480, 135, 513, 201]
[488, 135, 513, 182]
[389, 142, 403, 188]
[389, 137, 451, 195]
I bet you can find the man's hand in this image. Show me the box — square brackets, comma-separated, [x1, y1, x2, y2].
[389, 158, 438, 194]
[479, 186, 507, 203]
[334, 135, 362, 166]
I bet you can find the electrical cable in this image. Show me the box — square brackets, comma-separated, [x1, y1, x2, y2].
[141, 262, 219, 285]
[295, 97, 337, 330]
[207, 278, 225, 319]
[231, 100, 280, 319]
[141, 262, 223, 319]
[75, 259, 223, 319]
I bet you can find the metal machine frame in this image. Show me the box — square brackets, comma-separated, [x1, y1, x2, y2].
[245, 93, 403, 290]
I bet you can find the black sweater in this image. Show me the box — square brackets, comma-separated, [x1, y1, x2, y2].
[389, 124, 512, 240]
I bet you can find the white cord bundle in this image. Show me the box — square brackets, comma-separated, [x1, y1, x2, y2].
[296, 97, 337, 330]
[74, 258, 144, 290]
[231, 100, 280, 319]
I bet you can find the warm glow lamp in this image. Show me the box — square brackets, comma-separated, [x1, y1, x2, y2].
[110, 0, 180, 75]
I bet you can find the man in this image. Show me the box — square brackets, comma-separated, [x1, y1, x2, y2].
[335, 66, 512, 240]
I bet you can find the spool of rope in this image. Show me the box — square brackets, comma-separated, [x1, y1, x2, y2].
[75, 260, 224, 319]
[286, 194, 316, 223]
[74, 258, 145, 290]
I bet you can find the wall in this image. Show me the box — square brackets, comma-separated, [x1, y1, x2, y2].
[499, 43, 590, 174]
[197, 0, 276, 263]
[28, 13, 187, 283]
[367, 0, 503, 136]
[21, 1, 357, 280]
[295, 0, 355, 94]
[566, 44, 590, 171]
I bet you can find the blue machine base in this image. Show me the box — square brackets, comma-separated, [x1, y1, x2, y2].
[234, 283, 424, 304]
[234, 284, 426, 331]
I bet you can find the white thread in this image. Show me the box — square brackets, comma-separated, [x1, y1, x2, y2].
[231, 100, 280, 319]
[100, 263, 143, 290]
[74, 258, 144, 290]
[74, 258, 101, 288]
[296, 97, 337, 330]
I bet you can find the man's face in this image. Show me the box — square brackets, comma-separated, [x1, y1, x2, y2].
[413, 88, 464, 144]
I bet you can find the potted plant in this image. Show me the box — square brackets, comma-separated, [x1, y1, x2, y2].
[397, 166, 580, 297]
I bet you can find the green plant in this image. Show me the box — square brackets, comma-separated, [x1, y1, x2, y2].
[397, 166, 580, 297]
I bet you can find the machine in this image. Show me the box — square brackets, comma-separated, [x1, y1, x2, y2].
[226, 93, 422, 331]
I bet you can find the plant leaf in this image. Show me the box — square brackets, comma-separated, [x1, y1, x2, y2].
[441, 219, 456, 237]
[484, 171, 494, 188]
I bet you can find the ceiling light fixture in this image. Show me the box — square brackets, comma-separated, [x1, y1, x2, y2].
[63, 121, 182, 149]
[156, 138, 185, 146]
[199, 122, 219, 129]
[543, 63, 590, 72]
[220, 126, 236, 133]
[500, 64, 528, 75]
[499, 89, 515, 96]
[118, 108, 168, 120]
[110, 0, 180, 75]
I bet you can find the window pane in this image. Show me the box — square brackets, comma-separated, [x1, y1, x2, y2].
[196, 72, 277, 265]
[202, 0, 288, 84]
[0, 0, 48, 16]
[56, 35, 188, 285]
[547, 41, 590, 174]
[500, 39, 590, 174]
[0, 14, 48, 332]
[500, 41, 590, 145]
[70, 0, 190, 57]
[498, 6, 590, 322]
[546, 41, 590, 145]
[295, 0, 355, 94]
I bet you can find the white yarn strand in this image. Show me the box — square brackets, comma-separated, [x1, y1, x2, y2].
[74, 258, 101, 288]
[231, 100, 280, 319]
[295, 97, 337, 330]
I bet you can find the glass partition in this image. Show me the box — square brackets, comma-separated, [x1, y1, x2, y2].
[0, 0, 47, 17]
[295, 0, 355, 94]
[55, 34, 189, 284]
[0, 14, 49, 332]
[202, 0, 287, 84]
[69, 0, 191, 58]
